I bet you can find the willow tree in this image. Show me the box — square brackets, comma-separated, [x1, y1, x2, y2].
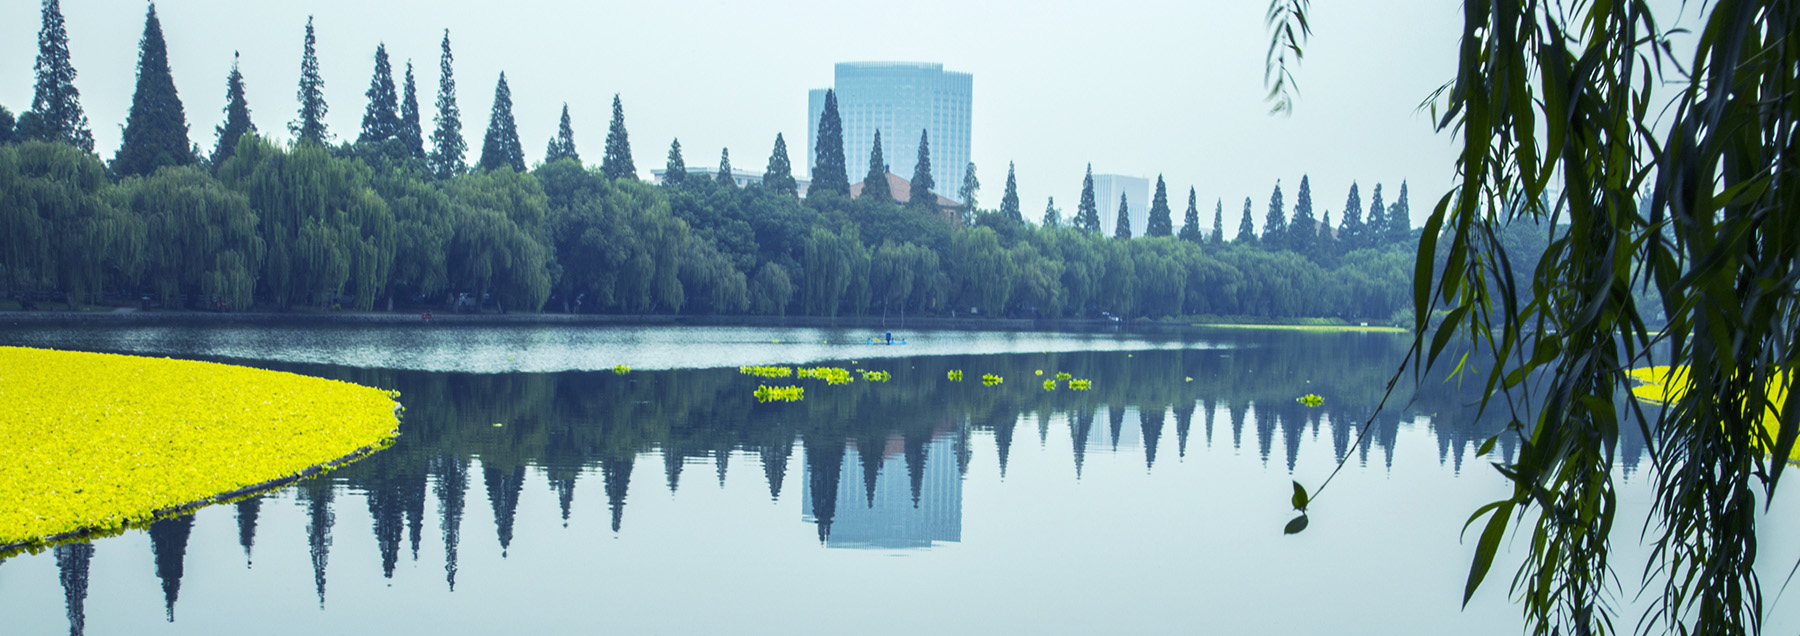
[0, 141, 142, 308]
[1270, 2, 1800, 635]
[126, 166, 263, 310]
[218, 135, 394, 310]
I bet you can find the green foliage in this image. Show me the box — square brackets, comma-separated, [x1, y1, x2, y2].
[1112, 192, 1131, 240]
[762, 134, 795, 196]
[1235, 197, 1257, 244]
[952, 226, 1014, 315]
[477, 73, 524, 173]
[1210, 199, 1225, 245]
[0, 141, 141, 307]
[23, 0, 93, 152]
[714, 148, 733, 187]
[536, 160, 682, 313]
[801, 226, 867, 316]
[1262, 181, 1286, 249]
[357, 44, 400, 146]
[958, 161, 979, 218]
[1287, 175, 1315, 255]
[1337, 182, 1363, 252]
[999, 162, 1020, 223]
[445, 167, 554, 312]
[1076, 164, 1100, 235]
[1385, 181, 1408, 244]
[397, 62, 424, 161]
[871, 240, 945, 316]
[544, 103, 578, 165]
[0, 105, 14, 144]
[428, 30, 466, 179]
[1145, 175, 1172, 237]
[809, 90, 848, 198]
[289, 17, 329, 145]
[664, 138, 686, 185]
[112, 4, 195, 179]
[861, 130, 889, 201]
[211, 54, 254, 168]
[909, 129, 933, 207]
[124, 166, 262, 310]
[748, 262, 793, 315]
[369, 163, 454, 304]
[1178, 187, 1202, 243]
[601, 95, 634, 180]
[1363, 183, 1386, 248]
[1041, 197, 1061, 229]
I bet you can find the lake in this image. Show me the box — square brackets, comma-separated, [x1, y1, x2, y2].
[2, 323, 1797, 635]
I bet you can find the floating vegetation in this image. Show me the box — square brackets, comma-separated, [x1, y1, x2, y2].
[1630, 365, 1792, 460]
[982, 374, 1004, 386]
[612, 364, 632, 374]
[948, 370, 964, 381]
[1055, 372, 1072, 381]
[0, 347, 400, 551]
[1297, 394, 1324, 407]
[738, 365, 793, 378]
[1043, 379, 1058, 391]
[1069, 379, 1093, 390]
[859, 370, 891, 382]
[798, 366, 854, 385]
[753, 385, 804, 403]
[1035, 370, 1044, 376]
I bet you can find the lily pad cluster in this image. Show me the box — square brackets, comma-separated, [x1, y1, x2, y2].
[947, 370, 964, 381]
[738, 365, 794, 378]
[983, 374, 1005, 386]
[0, 347, 400, 551]
[753, 385, 804, 403]
[1297, 394, 1324, 407]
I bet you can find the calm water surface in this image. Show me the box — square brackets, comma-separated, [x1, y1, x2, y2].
[3, 324, 1799, 635]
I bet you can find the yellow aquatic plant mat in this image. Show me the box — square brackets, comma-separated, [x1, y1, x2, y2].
[0, 347, 399, 549]
[1629, 365, 1794, 461]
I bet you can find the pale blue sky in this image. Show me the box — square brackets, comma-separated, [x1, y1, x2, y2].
[2, 0, 1472, 234]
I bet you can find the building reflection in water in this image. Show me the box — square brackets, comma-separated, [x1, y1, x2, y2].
[802, 433, 962, 549]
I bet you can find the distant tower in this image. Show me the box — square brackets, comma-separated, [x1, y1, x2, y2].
[809, 62, 973, 203]
[1091, 174, 1150, 236]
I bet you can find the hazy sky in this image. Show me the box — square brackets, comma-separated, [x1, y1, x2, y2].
[0, 0, 1468, 234]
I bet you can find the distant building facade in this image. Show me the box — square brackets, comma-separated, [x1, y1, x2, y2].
[1092, 174, 1150, 236]
[809, 62, 972, 203]
[802, 433, 962, 549]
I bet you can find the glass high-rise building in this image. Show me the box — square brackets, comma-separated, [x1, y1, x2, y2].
[809, 62, 972, 203]
[1092, 174, 1150, 236]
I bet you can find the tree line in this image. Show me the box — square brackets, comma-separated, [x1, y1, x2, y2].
[1, 1, 1421, 322]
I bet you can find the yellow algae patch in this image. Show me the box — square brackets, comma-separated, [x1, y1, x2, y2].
[1629, 365, 1793, 460]
[0, 346, 400, 552]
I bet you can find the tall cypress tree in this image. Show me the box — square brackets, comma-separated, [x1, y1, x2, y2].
[664, 138, 686, 184]
[289, 16, 329, 145]
[1235, 197, 1257, 244]
[999, 162, 1021, 223]
[763, 133, 796, 195]
[427, 30, 466, 178]
[601, 94, 634, 179]
[958, 162, 979, 208]
[715, 147, 734, 186]
[861, 130, 889, 200]
[1210, 199, 1225, 245]
[1338, 182, 1364, 253]
[809, 89, 848, 197]
[0, 106, 14, 144]
[1145, 175, 1173, 237]
[1387, 181, 1411, 243]
[1262, 181, 1287, 250]
[909, 129, 934, 207]
[1113, 192, 1132, 239]
[1288, 175, 1316, 254]
[113, 3, 193, 177]
[357, 44, 399, 145]
[544, 103, 578, 164]
[1076, 164, 1099, 234]
[1042, 197, 1061, 228]
[398, 61, 423, 160]
[1177, 187, 1202, 243]
[477, 72, 523, 172]
[211, 53, 254, 167]
[22, 0, 94, 151]
[1365, 183, 1387, 247]
[1318, 210, 1337, 261]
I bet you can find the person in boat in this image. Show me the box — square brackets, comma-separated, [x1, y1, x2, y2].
[885, 331, 893, 345]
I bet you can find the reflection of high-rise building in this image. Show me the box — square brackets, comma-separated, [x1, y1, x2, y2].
[808, 62, 973, 203]
[1092, 174, 1150, 236]
[802, 434, 962, 549]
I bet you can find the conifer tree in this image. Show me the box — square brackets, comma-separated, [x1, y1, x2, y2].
[1210, 199, 1225, 245]
[113, 3, 193, 177]
[999, 162, 1021, 223]
[1365, 183, 1387, 247]
[289, 16, 329, 145]
[544, 103, 578, 164]
[1338, 182, 1364, 252]
[1235, 197, 1257, 244]
[1262, 181, 1287, 249]
[601, 94, 634, 179]
[477, 72, 523, 172]
[427, 30, 466, 178]
[1387, 181, 1411, 243]
[211, 53, 254, 167]
[763, 133, 796, 195]
[958, 162, 979, 210]
[861, 130, 889, 200]
[1177, 187, 1202, 243]
[1042, 197, 1061, 228]
[357, 44, 399, 145]
[808, 89, 848, 197]
[1318, 210, 1336, 260]
[1076, 164, 1099, 234]
[398, 61, 423, 160]
[715, 148, 734, 186]
[0, 105, 16, 144]
[909, 129, 934, 207]
[1113, 192, 1132, 239]
[1288, 175, 1316, 254]
[22, 0, 93, 151]
[663, 138, 686, 184]
[1145, 175, 1173, 237]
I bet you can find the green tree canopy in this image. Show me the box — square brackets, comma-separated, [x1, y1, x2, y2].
[663, 138, 685, 185]
[1076, 164, 1099, 234]
[544, 103, 578, 164]
[1112, 192, 1132, 240]
[1337, 181, 1363, 252]
[861, 130, 889, 201]
[126, 165, 263, 310]
[0, 141, 141, 308]
[1145, 175, 1172, 237]
[428, 30, 466, 178]
[398, 61, 424, 161]
[113, 3, 195, 179]
[21, 0, 93, 151]
[1287, 174, 1315, 255]
[289, 16, 329, 145]
[1235, 197, 1256, 244]
[357, 43, 400, 146]
[909, 129, 933, 208]
[1177, 187, 1202, 243]
[808, 90, 848, 198]
[999, 162, 1020, 224]
[715, 148, 733, 187]
[477, 73, 524, 173]
[211, 53, 255, 167]
[1209, 199, 1225, 245]
[1261, 181, 1285, 249]
[601, 94, 635, 180]
[762, 133, 796, 196]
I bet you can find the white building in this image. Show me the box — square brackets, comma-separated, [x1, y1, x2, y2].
[809, 62, 973, 203]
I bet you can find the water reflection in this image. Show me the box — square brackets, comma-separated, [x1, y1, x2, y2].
[0, 328, 1659, 635]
